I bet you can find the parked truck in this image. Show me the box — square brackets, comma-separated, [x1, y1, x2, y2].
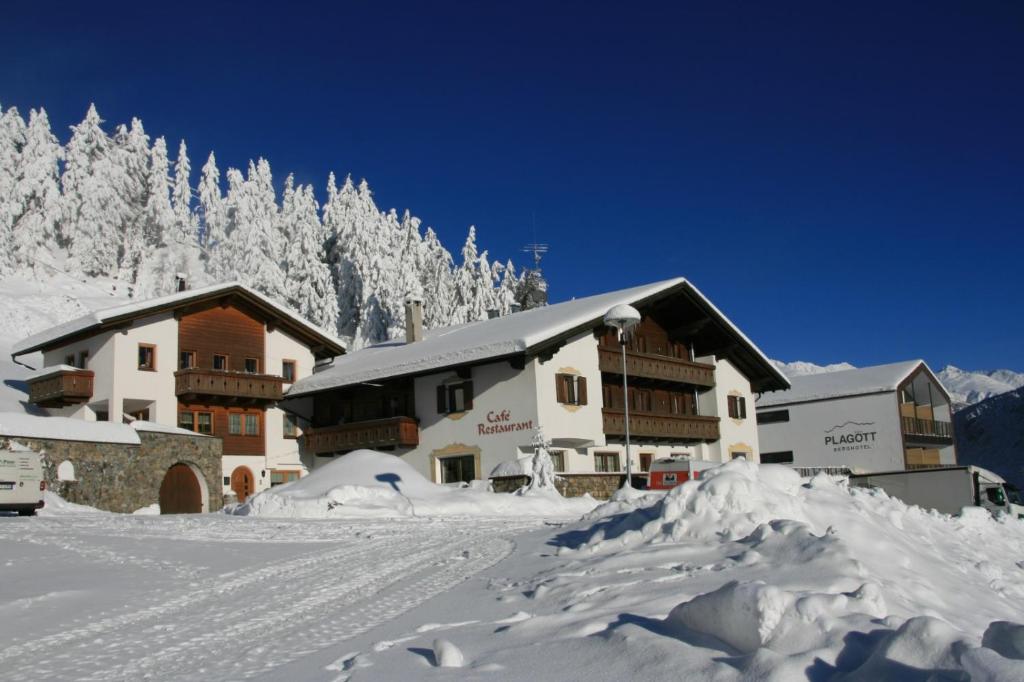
[849, 466, 1024, 519]
[0, 441, 45, 516]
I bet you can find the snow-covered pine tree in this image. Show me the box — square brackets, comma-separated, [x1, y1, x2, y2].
[497, 259, 519, 315]
[453, 226, 490, 324]
[120, 135, 173, 287]
[420, 226, 456, 328]
[198, 151, 223, 253]
[0, 104, 28, 274]
[284, 183, 337, 330]
[226, 159, 286, 300]
[114, 118, 153, 284]
[516, 265, 549, 310]
[63, 104, 125, 277]
[11, 108, 63, 272]
[171, 140, 198, 248]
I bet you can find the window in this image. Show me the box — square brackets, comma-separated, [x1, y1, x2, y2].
[138, 344, 156, 371]
[244, 358, 259, 374]
[640, 453, 653, 472]
[65, 354, 75, 367]
[213, 354, 228, 371]
[78, 350, 89, 369]
[128, 408, 150, 422]
[548, 450, 565, 472]
[760, 451, 794, 464]
[283, 413, 299, 438]
[436, 381, 474, 414]
[282, 360, 296, 383]
[271, 470, 301, 487]
[180, 411, 214, 434]
[95, 410, 109, 422]
[555, 374, 588, 406]
[244, 413, 259, 436]
[180, 350, 196, 369]
[229, 413, 242, 435]
[440, 455, 476, 484]
[727, 395, 747, 419]
[594, 452, 620, 473]
[756, 409, 789, 425]
[632, 389, 653, 413]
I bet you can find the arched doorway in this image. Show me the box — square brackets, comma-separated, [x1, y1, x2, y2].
[159, 463, 203, 514]
[231, 466, 255, 503]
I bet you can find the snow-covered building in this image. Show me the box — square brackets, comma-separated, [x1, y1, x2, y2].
[755, 360, 958, 473]
[11, 282, 344, 502]
[284, 278, 789, 485]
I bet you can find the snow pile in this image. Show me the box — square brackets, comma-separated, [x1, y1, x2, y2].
[231, 450, 597, 519]
[544, 458, 1024, 678]
[37, 490, 106, 516]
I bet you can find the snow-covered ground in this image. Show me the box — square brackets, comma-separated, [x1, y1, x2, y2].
[4, 458, 1024, 681]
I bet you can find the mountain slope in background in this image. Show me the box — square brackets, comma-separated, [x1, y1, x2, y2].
[954, 388, 1024, 488]
[937, 365, 1024, 408]
[770, 359, 856, 378]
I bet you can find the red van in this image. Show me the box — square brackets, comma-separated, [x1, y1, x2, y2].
[648, 457, 718, 490]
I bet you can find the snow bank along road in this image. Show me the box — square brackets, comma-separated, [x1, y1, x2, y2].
[0, 513, 542, 681]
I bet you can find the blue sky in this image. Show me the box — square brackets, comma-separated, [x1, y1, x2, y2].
[2, 1, 1021, 371]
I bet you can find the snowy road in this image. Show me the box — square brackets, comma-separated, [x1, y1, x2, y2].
[0, 513, 544, 681]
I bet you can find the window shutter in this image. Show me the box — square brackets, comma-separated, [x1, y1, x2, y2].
[555, 374, 567, 403]
[436, 385, 447, 413]
[740, 397, 747, 419]
[578, 377, 588, 405]
[463, 381, 474, 410]
[727, 395, 736, 418]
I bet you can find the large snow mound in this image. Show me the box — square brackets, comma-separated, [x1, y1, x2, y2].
[231, 450, 598, 519]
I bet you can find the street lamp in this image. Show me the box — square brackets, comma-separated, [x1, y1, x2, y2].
[604, 304, 641, 489]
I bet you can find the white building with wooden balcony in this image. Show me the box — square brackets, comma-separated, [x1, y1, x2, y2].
[285, 278, 789, 486]
[12, 283, 345, 503]
[754, 360, 958, 474]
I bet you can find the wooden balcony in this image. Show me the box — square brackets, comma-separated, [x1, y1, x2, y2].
[598, 347, 715, 387]
[303, 416, 420, 454]
[174, 368, 284, 404]
[27, 367, 94, 407]
[902, 416, 953, 440]
[602, 408, 720, 442]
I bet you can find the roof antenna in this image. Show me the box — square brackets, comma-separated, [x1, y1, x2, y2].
[523, 213, 549, 271]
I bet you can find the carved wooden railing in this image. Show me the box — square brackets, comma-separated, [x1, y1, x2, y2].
[303, 416, 420, 454]
[602, 408, 720, 441]
[598, 347, 715, 387]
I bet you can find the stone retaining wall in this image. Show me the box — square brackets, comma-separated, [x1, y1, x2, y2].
[5, 431, 223, 514]
[490, 473, 649, 500]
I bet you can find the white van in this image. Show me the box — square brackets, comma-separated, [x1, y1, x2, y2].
[0, 441, 45, 516]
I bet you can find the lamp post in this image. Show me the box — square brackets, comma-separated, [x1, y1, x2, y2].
[603, 304, 641, 489]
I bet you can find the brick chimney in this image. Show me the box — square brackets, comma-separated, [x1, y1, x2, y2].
[404, 293, 424, 343]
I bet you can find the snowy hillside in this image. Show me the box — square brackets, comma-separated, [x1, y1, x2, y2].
[955, 388, 1024, 488]
[938, 365, 1024, 408]
[0, 271, 133, 412]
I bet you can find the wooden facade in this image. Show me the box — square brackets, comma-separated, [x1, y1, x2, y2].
[27, 369, 94, 407]
[175, 368, 284, 404]
[602, 409, 720, 442]
[178, 303, 265, 374]
[178, 402, 266, 456]
[303, 416, 420, 455]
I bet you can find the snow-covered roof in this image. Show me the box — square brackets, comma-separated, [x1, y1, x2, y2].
[130, 420, 212, 437]
[288, 278, 789, 397]
[756, 360, 926, 407]
[0, 412, 141, 444]
[24, 364, 89, 381]
[11, 281, 345, 358]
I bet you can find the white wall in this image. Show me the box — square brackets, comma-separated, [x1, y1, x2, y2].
[411, 360, 540, 483]
[531, 332, 606, 473]
[756, 392, 905, 473]
[264, 328, 315, 475]
[221, 455, 269, 496]
[702, 356, 761, 463]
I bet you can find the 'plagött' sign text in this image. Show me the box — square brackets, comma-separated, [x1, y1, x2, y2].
[824, 422, 878, 453]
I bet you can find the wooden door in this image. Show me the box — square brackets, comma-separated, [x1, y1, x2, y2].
[159, 463, 202, 514]
[231, 466, 255, 503]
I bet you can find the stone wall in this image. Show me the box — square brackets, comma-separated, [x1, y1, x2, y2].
[490, 473, 649, 500]
[7, 432, 223, 514]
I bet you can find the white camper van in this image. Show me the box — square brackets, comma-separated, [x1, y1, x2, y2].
[0, 442, 45, 516]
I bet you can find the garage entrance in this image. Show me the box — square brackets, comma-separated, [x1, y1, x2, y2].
[159, 463, 203, 514]
[231, 466, 255, 503]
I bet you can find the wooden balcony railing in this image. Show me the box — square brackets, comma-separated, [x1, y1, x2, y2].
[27, 368, 94, 407]
[902, 416, 953, 439]
[598, 347, 715, 387]
[303, 416, 420, 454]
[602, 408, 720, 442]
[174, 368, 284, 403]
